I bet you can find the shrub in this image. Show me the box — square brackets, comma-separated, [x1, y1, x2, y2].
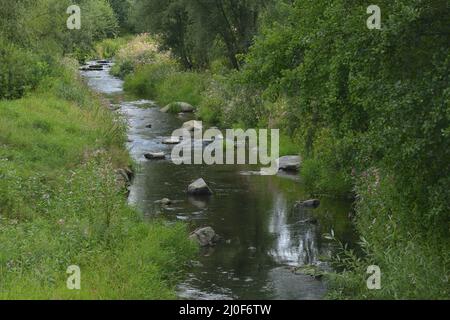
[123, 62, 178, 98]
[112, 34, 170, 78]
[0, 38, 49, 100]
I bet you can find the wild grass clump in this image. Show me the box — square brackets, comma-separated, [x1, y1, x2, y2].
[156, 72, 208, 107]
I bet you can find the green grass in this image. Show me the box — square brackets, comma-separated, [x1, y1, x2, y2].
[0, 61, 196, 299]
[279, 134, 299, 156]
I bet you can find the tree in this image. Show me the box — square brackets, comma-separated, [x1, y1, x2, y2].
[131, 0, 271, 69]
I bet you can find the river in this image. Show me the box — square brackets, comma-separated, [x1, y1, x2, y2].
[81, 61, 356, 300]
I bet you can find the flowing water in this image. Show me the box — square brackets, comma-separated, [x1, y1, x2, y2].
[81, 61, 356, 300]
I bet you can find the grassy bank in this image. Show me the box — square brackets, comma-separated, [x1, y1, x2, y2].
[0, 58, 196, 299]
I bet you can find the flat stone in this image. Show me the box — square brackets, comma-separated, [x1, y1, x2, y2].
[162, 137, 181, 144]
[278, 156, 301, 172]
[155, 198, 172, 206]
[144, 152, 166, 160]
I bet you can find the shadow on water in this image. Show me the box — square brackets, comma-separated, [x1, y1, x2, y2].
[81, 61, 357, 300]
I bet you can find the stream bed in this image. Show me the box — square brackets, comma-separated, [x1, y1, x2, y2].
[81, 61, 356, 300]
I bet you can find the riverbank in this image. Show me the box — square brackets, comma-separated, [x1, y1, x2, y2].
[0, 58, 195, 299]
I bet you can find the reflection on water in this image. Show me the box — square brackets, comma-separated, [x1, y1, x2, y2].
[81, 62, 356, 300]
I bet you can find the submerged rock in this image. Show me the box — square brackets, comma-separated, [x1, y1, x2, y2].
[187, 178, 213, 196]
[278, 156, 301, 172]
[295, 199, 321, 209]
[189, 227, 220, 247]
[155, 198, 172, 206]
[87, 64, 103, 71]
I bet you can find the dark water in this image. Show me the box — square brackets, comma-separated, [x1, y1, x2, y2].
[81, 61, 356, 300]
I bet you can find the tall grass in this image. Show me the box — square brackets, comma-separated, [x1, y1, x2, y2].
[124, 62, 208, 109]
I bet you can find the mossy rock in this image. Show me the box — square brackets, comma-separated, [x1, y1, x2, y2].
[161, 102, 195, 114]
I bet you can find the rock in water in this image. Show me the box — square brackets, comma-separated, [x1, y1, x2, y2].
[144, 152, 166, 160]
[278, 156, 301, 172]
[189, 227, 219, 247]
[162, 137, 181, 144]
[155, 198, 172, 206]
[177, 102, 195, 113]
[161, 102, 195, 113]
[187, 178, 213, 196]
[296, 199, 321, 209]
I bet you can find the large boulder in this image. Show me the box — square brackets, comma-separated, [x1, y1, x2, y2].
[189, 227, 220, 247]
[187, 178, 213, 196]
[278, 156, 301, 172]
